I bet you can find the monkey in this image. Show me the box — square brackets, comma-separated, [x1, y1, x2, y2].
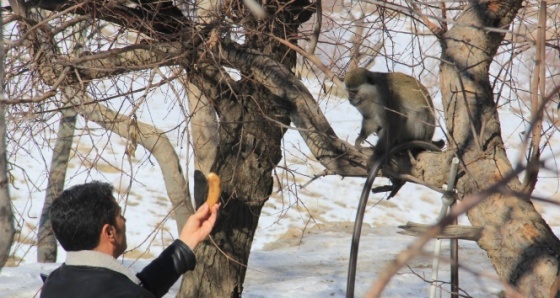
[344, 68, 438, 157]
[344, 69, 444, 296]
[344, 68, 444, 199]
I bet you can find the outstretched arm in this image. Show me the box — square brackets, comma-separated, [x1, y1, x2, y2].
[137, 203, 220, 297]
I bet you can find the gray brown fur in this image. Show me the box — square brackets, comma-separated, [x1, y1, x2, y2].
[344, 68, 436, 157]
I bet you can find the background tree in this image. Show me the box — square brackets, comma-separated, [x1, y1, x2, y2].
[2, 0, 559, 297]
[0, 5, 16, 268]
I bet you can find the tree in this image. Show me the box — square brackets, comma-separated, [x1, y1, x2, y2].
[3, 0, 559, 296]
[437, 2, 560, 295]
[0, 6, 16, 268]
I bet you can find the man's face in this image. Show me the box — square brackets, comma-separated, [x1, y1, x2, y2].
[113, 203, 128, 257]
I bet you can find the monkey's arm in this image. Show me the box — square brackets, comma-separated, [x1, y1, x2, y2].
[355, 116, 381, 149]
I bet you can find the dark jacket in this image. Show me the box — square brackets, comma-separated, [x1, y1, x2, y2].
[41, 240, 196, 298]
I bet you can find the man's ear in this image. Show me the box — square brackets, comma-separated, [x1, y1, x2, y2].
[101, 223, 115, 241]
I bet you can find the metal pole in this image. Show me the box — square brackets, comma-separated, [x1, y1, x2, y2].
[429, 158, 459, 298]
[428, 238, 442, 298]
[451, 211, 459, 297]
[447, 158, 460, 298]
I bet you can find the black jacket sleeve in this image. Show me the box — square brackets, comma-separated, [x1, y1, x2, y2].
[136, 239, 197, 298]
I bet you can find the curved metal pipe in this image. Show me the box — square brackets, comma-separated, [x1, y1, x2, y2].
[346, 141, 441, 298]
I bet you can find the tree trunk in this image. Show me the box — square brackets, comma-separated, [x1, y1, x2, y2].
[440, 1, 560, 296]
[0, 10, 15, 266]
[179, 71, 287, 296]
[37, 103, 77, 263]
[0, 101, 14, 269]
[0, 99, 14, 270]
[178, 0, 302, 296]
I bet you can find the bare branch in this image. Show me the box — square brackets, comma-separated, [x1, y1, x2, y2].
[74, 95, 194, 229]
[523, 0, 547, 192]
[271, 35, 345, 89]
[405, 0, 444, 37]
[59, 42, 185, 79]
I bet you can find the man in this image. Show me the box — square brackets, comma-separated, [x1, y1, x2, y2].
[41, 181, 220, 298]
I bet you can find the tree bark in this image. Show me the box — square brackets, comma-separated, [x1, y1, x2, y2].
[178, 0, 307, 295]
[0, 9, 15, 267]
[0, 101, 14, 269]
[440, 1, 560, 296]
[185, 83, 218, 175]
[179, 70, 285, 296]
[37, 101, 76, 263]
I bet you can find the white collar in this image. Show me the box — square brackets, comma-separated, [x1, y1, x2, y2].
[65, 250, 140, 284]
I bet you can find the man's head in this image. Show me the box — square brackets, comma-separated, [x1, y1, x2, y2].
[50, 181, 127, 257]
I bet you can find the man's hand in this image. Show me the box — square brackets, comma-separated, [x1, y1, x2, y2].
[180, 203, 220, 250]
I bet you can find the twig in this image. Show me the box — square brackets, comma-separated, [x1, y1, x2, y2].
[405, 0, 444, 37]
[523, 0, 546, 193]
[299, 169, 335, 189]
[439, 0, 448, 32]
[270, 35, 344, 89]
[4, 67, 70, 104]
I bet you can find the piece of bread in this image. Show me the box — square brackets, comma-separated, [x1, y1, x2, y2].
[206, 172, 221, 207]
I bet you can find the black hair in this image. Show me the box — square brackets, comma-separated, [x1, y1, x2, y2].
[50, 181, 118, 251]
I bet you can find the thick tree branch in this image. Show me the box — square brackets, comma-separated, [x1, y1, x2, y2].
[45, 38, 449, 191]
[59, 42, 184, 80]
[219, 43, 368, 176]
[215, 42, 453, 191]
[182, 78, 219, 175]
[74, 98, 194, 230]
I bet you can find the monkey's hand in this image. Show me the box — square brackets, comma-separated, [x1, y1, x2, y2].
[354, 141, 363, 150]
[354, 136, 367, 150]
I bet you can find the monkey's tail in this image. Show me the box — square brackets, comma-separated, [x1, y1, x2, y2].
[346, 140, 442, 298]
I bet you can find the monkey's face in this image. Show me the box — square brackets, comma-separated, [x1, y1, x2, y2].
[344, 68, 372, 106]
[346, 86, 360, 105]
[346, 83, 381, 109]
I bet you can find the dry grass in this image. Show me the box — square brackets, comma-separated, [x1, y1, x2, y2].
[4, 255, 23, 267]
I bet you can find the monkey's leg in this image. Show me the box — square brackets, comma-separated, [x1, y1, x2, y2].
[388, 178, 405, 198]
[407, 149, 417, 165]
[371, 185, 394, 193]
[370, 179, 404, 199]
[373, 141, 443, 199]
